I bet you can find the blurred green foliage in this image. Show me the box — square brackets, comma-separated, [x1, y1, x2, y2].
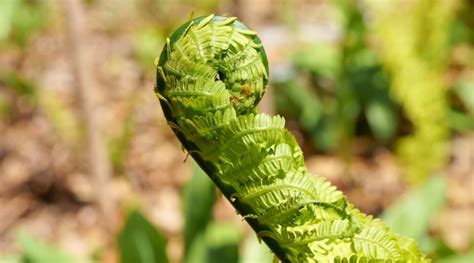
[383, 175, 447, 248]
[115, 165, 264, 263]
[183, 165, 216, 258]
[133, 27, 165, 70]
[0, 233, 79, 263]
[383, 175, 473, 262]
[438, 251, 474, 263]
[118, 210, 169, 263]
[183, 165, 273, 263]
[186, 222, 241, 263]
[368, 0, 455, 185]
[0, 0, 48, 48]
[0, 72, 37, 120]
[107, 94, 140, 173]
[273, 0, 473, 185]
[0, 71, 79, 143]
[274, 0, 397, 155]
[17, 233, 78, 263]
[183, 165, 246, 263]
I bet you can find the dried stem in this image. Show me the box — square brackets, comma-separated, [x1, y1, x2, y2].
[62, 0, 116, 231]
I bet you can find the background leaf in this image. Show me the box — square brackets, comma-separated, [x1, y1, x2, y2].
[438, 250, 474, 263]
[183, 164, 217, 257]
[186, 222, 241, 263]
[118, 210, 169, 263]
[17, 233, 78, 263]
[382, 175, 447, 242]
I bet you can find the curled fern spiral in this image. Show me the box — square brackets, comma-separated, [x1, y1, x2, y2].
[155, 14, 429, 262]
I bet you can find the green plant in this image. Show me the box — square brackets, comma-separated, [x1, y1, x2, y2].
[273, 0, 396, 154]
[155, 14, 429, 262]
[367, 0, 456, 185]
[118, 210, 169, 263]
[0, 233, 80, 263]
[0, 0, 48, 48]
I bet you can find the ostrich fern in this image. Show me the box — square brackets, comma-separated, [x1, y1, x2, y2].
[155, 15, 429, 262]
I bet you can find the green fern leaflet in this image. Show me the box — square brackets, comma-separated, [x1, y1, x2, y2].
[155, 14, 429, 262]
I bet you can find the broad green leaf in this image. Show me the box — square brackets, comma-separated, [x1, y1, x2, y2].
[183, 164, 216, 256]
[118, 210, 168, 263]
[18, 232, 78, 263]
[382, 175, 447, 241]
[186, 222, 241, 263]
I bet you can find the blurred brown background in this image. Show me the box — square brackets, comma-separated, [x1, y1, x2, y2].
[0, 0, 472, 262]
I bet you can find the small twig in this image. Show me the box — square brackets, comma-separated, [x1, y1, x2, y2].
[62, 0, 116, 231]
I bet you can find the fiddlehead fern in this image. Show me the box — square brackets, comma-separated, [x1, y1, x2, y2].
[155, 15, 429, 262]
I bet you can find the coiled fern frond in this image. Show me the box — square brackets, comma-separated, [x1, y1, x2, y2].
[155, 14, 429, 262]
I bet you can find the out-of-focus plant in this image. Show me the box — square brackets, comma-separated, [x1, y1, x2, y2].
[133, 27, 165, 71]
[383, 175, 447, 252]
[273, 0, 396, 154]
[366, 0, 457, 185]
[447, 0, 474, 131]
[116, 165, 248, 263]
[0, 72, 79, 143]
[0, 233, 80, 263]
[107, 93, 140, 173]
[183, 165, 242, 263]
[118, 210, 169, 263]
[382, 175, 474, 262]
[183, 165, 216, 258]
[186, 222, 241, 263]
[0, 0, 48, 48]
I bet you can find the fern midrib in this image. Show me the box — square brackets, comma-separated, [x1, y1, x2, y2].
[239, 180, 318, 203]
[352, 234, 398, 258]
[282, 232, 352, 247]
[201, 126, 283, 159]
[222, 154, 293, 178]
